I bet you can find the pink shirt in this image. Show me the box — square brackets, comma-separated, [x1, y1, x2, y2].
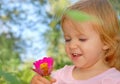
[51, 65, 120, 84]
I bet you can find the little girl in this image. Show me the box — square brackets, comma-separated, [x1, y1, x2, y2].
[31, 0, 120, 84]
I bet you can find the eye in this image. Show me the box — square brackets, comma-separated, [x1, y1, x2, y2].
[79, 38, 87, 42]
[65, 39, 71, 42]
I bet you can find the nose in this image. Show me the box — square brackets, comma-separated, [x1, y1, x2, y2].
[69, 40, 78, 49]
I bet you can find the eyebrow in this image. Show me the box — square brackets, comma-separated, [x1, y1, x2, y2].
[63, 33, 86, 38]
[63, 35, 70, 37]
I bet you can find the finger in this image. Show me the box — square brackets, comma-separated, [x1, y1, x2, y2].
[31, 75, 38, 84]
[38, 76, 51, 84]
[32, 80, 44, 84]
[31, 75, 51, 84]
[50, 78, 56, 83]
[31, 74, 43, 84]
[35, 81, 44, 84]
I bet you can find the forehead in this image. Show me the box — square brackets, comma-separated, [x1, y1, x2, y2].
[62, 17, 93, 32]
[61, 16, 101, 35]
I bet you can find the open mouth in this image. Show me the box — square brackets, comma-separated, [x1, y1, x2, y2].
[71, 53, 82, 58]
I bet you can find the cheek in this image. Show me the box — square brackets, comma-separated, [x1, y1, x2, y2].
[65, 45, 69, 54]
[84, 45, 104, 60]
[86, 45, 102, 52]
[83, 41, 103, 53]
[85, 39, 103, 51]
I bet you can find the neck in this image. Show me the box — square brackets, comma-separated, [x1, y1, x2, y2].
[76, 64, 109, 72]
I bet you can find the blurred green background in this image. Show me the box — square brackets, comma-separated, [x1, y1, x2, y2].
[0, 0, 120, 84]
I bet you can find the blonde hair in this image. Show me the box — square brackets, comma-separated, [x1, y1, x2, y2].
[61, 0, 120, 70]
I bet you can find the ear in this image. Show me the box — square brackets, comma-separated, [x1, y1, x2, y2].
[103, 45, 109, 50]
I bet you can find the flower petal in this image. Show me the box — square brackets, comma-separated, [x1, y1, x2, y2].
[32, 57, 54, 76]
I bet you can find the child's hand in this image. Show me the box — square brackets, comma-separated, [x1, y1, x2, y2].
[31, 74, 56, 84]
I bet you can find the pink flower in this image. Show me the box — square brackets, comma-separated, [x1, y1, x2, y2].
[32, 57, 54, 76]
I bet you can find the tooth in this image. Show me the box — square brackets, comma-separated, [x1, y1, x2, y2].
[73, 53, 78, 55]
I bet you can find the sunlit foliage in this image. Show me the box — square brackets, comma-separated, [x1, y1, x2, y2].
[0, 0, 120, 83]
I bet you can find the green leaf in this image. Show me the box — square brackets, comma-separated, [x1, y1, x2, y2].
[0, 69, 21, 84]
[66, 10, 96, 22]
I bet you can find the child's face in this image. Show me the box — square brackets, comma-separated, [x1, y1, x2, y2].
[62, 19, 109, 69]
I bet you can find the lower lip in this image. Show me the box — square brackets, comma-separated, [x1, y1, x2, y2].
[71, 55, 81, 60]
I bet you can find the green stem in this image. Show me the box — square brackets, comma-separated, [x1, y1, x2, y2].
[44, 75, 51, 80]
